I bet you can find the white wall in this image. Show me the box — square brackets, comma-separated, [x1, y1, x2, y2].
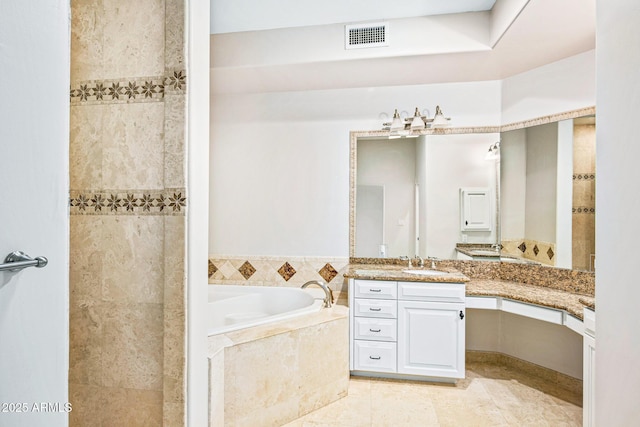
[556, 120, 574, 268]
[595, 0, 640, 423]
[501, 49, 595, 125]
[500, 128, 526, 240]
[524, 123, 558, 243]
[209, 81, 501, 256]
[209, 46, 595, 259]
[187, 0, 211, 424]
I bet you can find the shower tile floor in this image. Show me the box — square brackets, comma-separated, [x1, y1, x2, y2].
[283, 361, 582, 426]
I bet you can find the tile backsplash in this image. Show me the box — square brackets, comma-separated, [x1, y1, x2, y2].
[208, 255, 350, 296]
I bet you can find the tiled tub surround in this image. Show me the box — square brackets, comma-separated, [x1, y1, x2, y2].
[208, 300, 349, 427]
[69, 0, 188, 425]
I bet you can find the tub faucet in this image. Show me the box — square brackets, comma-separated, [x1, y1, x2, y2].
[301, 280, 333, 308]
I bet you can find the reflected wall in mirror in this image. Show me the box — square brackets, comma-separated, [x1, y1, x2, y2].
[352, 131, 500, 260]
[500, 115, 596, 271]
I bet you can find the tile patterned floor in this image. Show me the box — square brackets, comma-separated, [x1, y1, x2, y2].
[283, 362, 582, 426]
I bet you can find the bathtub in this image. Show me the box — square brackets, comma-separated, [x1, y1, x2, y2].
[208, 285, 325, 335]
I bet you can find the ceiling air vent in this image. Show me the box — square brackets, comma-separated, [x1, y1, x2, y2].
[345, 22, 388, 50]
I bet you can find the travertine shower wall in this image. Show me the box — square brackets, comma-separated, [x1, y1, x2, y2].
[572, 122, 596, 271]
[69, 0, 187, 424]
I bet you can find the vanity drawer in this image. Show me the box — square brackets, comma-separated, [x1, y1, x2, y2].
[354, 280, 397, 299]
[354, 298, 397, 318]
[354, 317, 397, 342]
[398, 282, 465, 303]
[353, 340, 397, 373]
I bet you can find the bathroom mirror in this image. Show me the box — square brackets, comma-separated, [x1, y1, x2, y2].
[350, 107, 596, 272]
[500, 115, 596, 271]
[350, 129, 501, 261]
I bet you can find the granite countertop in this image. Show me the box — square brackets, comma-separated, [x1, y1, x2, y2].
[344, 263, 470, 283]
[467, 279, 594, 320]
[344, 261, 595, 320]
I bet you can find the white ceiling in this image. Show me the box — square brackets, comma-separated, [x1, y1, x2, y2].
[211, 0, 497, 34]
[210, 0, 595, 94]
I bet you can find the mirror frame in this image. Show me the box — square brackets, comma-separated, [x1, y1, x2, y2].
[349, 106, 596, 260]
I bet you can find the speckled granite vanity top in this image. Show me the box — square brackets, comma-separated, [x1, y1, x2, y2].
[345, 258, 595, 320]
[344, 264, 470, 283]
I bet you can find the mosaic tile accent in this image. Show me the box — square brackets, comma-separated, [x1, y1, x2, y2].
[533, 245, 539, 256]
[573, 206, 596, 214]
[69, 189, 186, 215]
[518, 242, 527, 253]
[278, 262, 296, 281]
[573, 173, 596, 180]
[70, 70, 186, 105]
[238, 261, 256, 280]
[319, 263, 338, 283]
[71, 76, 165, 105]
[164, 69, 187, 94]
[208, 260, 218, 278]
[547, 247, 555, 260]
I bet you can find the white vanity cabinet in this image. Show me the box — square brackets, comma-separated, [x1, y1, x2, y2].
[349, 278, 466, 381]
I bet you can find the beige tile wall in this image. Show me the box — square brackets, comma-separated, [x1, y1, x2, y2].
[69, 0, 187, 425]
[572, 123, 596, 271]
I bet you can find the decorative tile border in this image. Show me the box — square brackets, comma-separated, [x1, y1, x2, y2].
[208, 255, 350, 294]
[501, 239, 555, 266]
[70, 70, 186, 105]
[573, 172, 595, 181]
[69, 189, 186, 215]
[573, 206, 595, 214]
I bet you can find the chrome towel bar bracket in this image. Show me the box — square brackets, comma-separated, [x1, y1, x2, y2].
[0, 251, 48, 272]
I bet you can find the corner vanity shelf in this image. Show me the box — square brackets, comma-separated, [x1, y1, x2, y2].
[348, 269, 468, 382]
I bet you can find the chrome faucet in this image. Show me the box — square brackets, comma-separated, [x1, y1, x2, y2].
[491, 243, 502, 251]
[399, 256, 412, 267]
[413, 255, 424, 268]
[301, 280, 333, 308]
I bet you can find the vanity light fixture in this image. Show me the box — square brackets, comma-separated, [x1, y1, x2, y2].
[390, 109, 404, 131]
[410, 107, 426, 130]
[485, 141, 500, 160]
[383, 106, 451, 138]
[431, 105, 451, 128]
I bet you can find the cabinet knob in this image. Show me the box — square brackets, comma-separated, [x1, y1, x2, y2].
[369, 356, 381, 360]
[459, 310, 465, 320]
[369, 307, 382, 312]
[369, 328, 381, 333]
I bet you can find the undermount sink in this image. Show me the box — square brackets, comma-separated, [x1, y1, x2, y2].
[402, 269, 447, 276]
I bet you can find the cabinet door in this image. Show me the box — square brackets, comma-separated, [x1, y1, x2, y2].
[397, 301, 465, 378]
[460, 187, 492, 231]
